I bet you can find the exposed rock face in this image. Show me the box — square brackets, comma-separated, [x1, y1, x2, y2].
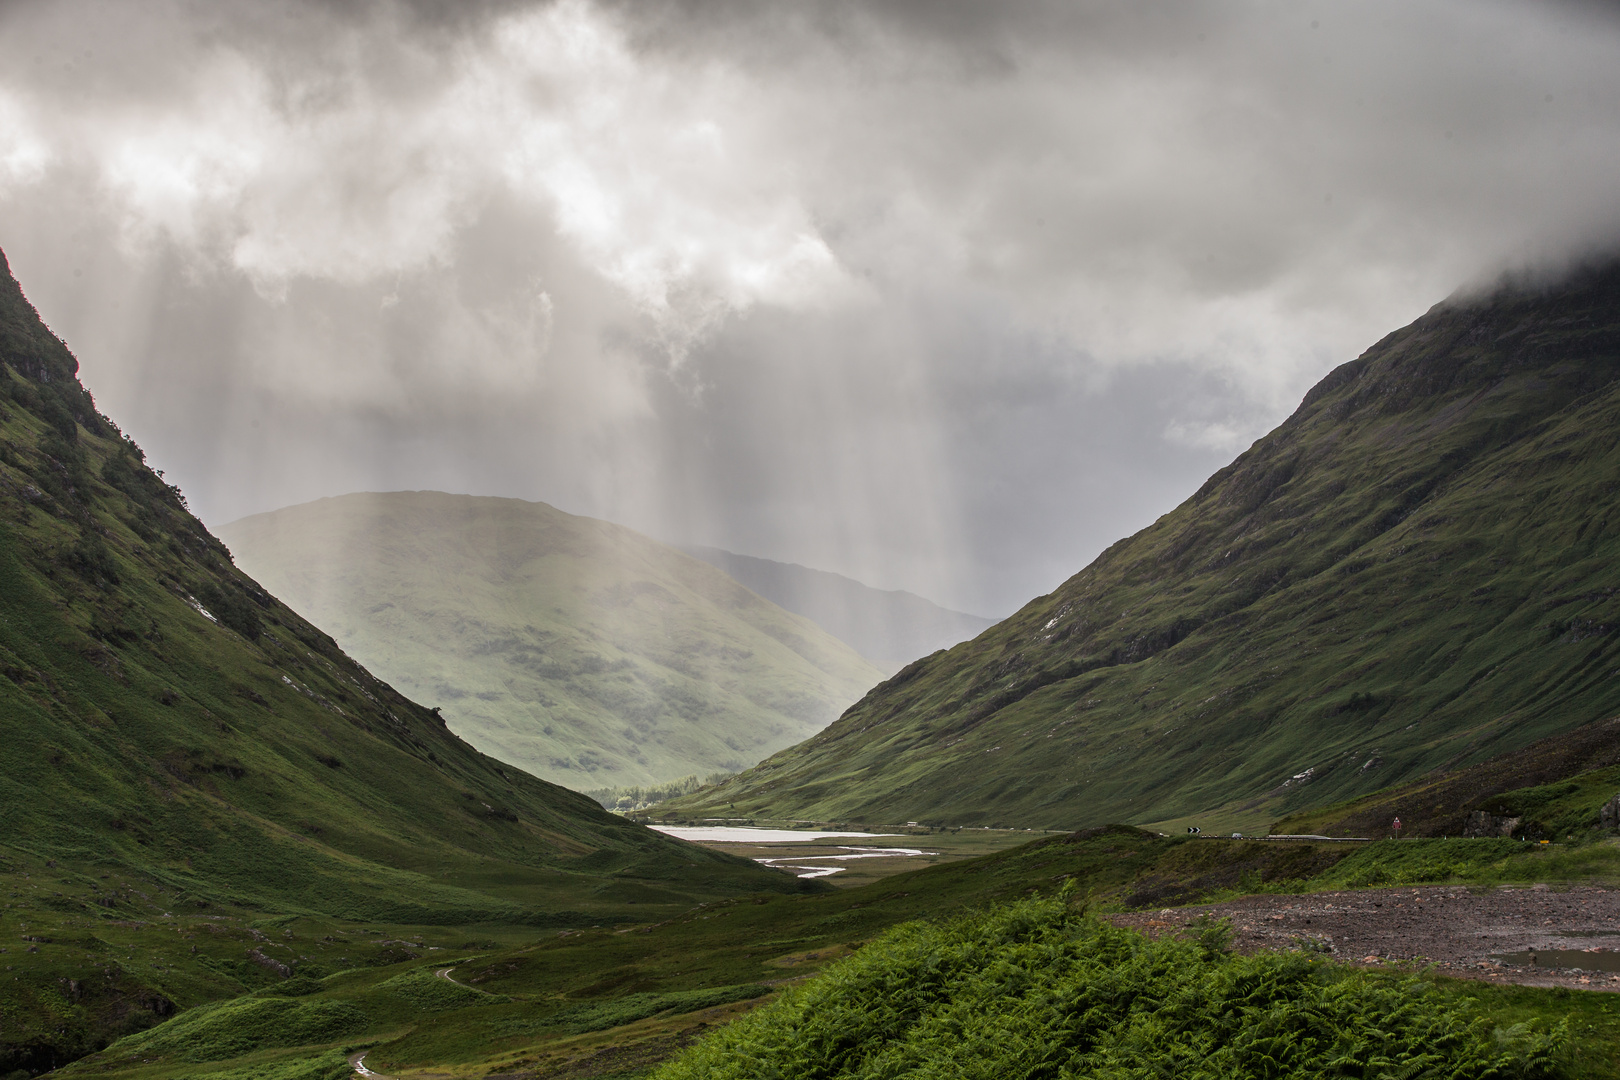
[1601, 793, 1620, 830]
[1464, 811, 1522, 839]
[247, 948, 293, 978]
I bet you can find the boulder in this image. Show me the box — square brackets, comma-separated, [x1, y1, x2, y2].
[1463, 810, 1520, 838]
[1600, 792, 1620, 830]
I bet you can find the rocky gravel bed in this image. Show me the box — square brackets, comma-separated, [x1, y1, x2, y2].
[1106, 884, 1620, 991]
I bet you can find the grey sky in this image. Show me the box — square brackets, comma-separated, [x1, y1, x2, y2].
[1, 0, 1617, 614]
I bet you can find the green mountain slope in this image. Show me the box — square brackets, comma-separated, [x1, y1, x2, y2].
[217, 493, 884, 790]
[669, 261, 1620, 830]
[680, 544, 997, 671]
[1270, 714, 1620, 842]
[0, 248, 813, 1070]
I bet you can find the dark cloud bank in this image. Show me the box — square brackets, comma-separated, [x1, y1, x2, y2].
[1, 0, 1617, 614]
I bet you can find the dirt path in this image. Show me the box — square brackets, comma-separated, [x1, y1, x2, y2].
[1106, 884, 1620, 991]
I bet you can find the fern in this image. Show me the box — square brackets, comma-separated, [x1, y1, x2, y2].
[654, 896, 1566, 1080]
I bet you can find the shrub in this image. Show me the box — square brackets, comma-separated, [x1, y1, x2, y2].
[654, 896, 1565, 1080]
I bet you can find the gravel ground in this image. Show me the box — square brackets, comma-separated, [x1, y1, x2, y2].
[1106, 884, 1620, 991]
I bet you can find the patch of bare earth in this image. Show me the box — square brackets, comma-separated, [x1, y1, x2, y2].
[1106, 884, 1620, 991]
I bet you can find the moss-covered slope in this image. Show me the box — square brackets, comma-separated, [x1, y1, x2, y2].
[671, 262, 1620, 829]
[217, 493, 884, 790]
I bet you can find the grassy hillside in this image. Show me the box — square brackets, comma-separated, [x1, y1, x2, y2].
[51, 824, 1620, 1079]
[668, 261, 1620, 829]
[0, 248, 814, 1073]
[1271, 715, 1620, 842]
[218, 494, 884, 791]
[680, 545, 996, 671]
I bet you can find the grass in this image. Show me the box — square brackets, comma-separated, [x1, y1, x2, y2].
[668, 262, 1620, 831]
[531, 984, 770, 1036]
[1269, 717, 1620, 842]
[1482, 771, 1620, 840]
[42, 825, 1620, 1079]
[1451, 981, 1620, 1080]
[216, 492, 885, 791]
[373, 966, 510, 1011]
[169, 1050, 355, 1080]
[106, 995, 372, 1064]
[1312, 837, 1620, 891]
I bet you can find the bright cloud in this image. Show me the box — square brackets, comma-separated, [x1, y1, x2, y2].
[0, 0, 1618, 613]
[0, 0, 855, 355]
[0, 88, 51, 189]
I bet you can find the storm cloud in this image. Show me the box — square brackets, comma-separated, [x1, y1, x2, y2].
[1, 0, 1617, 613]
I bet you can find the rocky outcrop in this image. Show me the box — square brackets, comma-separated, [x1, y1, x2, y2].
[1601, 792, 1620, 830]
[1463, 811, 1522, 838]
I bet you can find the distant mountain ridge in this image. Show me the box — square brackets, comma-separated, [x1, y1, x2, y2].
[220, 493, 884, 790]
[667, 260, 1620, 830]
[679, 544, 997, 670]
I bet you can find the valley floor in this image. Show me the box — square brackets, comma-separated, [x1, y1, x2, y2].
[32, 832, 1620, 1080]
[1110, 883, 1620, 992]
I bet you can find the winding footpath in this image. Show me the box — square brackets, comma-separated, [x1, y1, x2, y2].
[346, 965, 472, 1078]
